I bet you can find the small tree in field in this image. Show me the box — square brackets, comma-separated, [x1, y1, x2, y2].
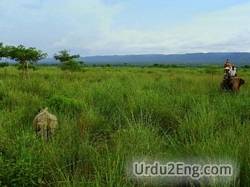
[0, 43, 47, 74]
[54, 50, 82, 71]
[54, 50, 80, 63]
[8, 45, 47, 72]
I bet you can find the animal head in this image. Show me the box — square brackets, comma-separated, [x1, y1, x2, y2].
[40, 107, 48, 112]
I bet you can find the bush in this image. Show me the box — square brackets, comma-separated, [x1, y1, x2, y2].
[0, 62, 9, 68]
[47, 95, 83, 116]
[242, 65, 250, 68]
[61, 60, 81, 71]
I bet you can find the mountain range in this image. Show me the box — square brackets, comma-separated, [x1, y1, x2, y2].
[40, 52, 250, 65]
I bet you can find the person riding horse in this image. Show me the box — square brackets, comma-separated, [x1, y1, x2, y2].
[221, 59, 244, 91]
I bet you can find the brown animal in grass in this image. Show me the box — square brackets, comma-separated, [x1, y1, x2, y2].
[230, 77, 245, 91]
[221, 77, 245, 92]
[33, 107, 58, 140]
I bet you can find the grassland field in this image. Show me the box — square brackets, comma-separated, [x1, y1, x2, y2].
[0, 66, 250, 186]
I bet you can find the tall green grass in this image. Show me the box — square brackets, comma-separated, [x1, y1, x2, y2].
[0, 66, 249, 186]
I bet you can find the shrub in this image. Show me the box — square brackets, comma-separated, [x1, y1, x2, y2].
[47, 95, 83, 116]
[242, 65, 250, 68]
[0, 62, 9, 68]
[54, 50, 82, 71]
[61, 60, 81, 71]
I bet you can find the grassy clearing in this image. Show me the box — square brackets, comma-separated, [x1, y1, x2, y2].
[0, 66, 249, 186]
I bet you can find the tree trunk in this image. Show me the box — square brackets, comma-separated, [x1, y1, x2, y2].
[20, 60, 28, 78]
[25, 61, 29, 78]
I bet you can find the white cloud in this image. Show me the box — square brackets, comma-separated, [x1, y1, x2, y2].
[0, 0, 250, 55]
[0, 0, 123, 55]
[92, 1, 250, 55]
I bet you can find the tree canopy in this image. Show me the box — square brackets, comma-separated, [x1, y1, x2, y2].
[7, 45, 47, 64]
[54, 50, 80, 63]
[54, 50, 83, 71]
[0, 43, 9, 59]
[0, 43, 47, 71]
[0, 43, 47, 64]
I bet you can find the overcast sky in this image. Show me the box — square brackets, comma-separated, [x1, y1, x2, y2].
[1, 0, 250, 56]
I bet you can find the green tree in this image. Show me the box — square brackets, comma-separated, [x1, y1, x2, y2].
[54, 50, 82, 71]
[0, 43, 47, 73]
[7, 45, 47, 71]
[54, 50, 80, 63]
